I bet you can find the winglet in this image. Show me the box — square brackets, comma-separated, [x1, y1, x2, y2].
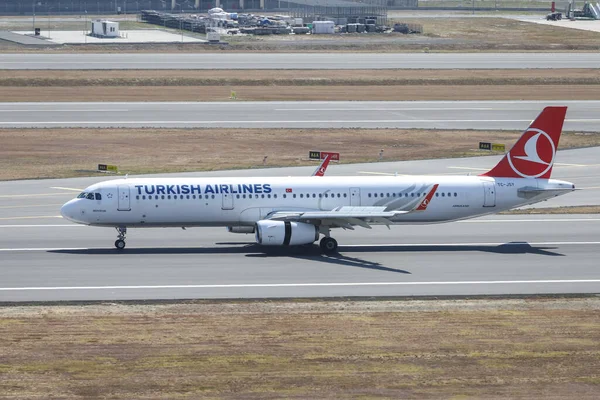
[482, 106, 567, 179]
[415, 184, 439, 211]
[312, 154, 331, 177]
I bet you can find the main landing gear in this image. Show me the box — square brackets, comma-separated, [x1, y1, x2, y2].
[319, 236, 338, 253]
[115, 227, 127, 250]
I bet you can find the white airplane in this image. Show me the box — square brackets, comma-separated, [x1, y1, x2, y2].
[61, 106, 575, 253]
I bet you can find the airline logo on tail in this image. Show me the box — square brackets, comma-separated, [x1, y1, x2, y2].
[482, 106, 567, 179]
[507, 128, 555, 178]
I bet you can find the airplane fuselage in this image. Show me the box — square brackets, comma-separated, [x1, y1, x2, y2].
[61, 175, 573, 228]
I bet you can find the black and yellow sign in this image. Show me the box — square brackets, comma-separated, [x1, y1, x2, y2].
[98, 164, 118, 173]
[491, 143, 506, 152]
[479, 142, 505, 152]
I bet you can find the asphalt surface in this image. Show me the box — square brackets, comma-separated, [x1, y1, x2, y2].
[1, 100, 599, 130]
[2, 53, 600, 70]
[1, 147, 599, 302]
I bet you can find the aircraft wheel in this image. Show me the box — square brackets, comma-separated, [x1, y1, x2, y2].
[320, 237, 338, 253]
[115, 239, 126, 250]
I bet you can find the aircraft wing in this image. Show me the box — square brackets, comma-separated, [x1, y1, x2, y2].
[268, 184, 439, 229]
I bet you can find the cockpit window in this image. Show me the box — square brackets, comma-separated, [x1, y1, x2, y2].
[95, 193, 102, 200]
[77, 192, 87, 199]
[86, 193, 95, 200]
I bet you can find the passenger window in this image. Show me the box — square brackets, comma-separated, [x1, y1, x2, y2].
[274, 194, 277, 199]
[300, 194, 304, 198]
[312, 194, 316, 198]
[142, 195, 146, 200]
[293, 194, 296, 198]
[337, 193, 341, 198]
[212, 195, 215, 199]
[374, 193, 378, 198]
[167, 195, 171, 200]
[236, 194, 240, 199]
[442, 193, 445, 197]
[368, 193, 371, 198]
[261, 194, 265, 199]
[343, 193, 347, 198]
[95, 193, 102, 200]
[136, 195, 139, 200]
[454, 193, 458, 197]
[283, 194, 286, 199]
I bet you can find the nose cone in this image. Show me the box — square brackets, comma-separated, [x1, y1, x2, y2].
[61, 199, 80, 223]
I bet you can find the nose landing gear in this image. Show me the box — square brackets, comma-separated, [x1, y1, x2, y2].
[115, 227, 127, 250]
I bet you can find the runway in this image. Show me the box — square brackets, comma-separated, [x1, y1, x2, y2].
[1, 147, 599, 302]
[1, 100, 599, 130]
[2, 53, 600, 70]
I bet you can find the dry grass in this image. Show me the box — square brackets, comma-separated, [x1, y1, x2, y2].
[1, 299, 599, 399]
[1, 128, 599, 180]
[2, 85, 600, 102]
[405, 17, 600, 50]
[2, 68, 600, 86]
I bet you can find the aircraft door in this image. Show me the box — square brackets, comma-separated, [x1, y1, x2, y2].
[222, 192, 234, 210]
[483, 181, 496, 207]
[117, 185, 131, 211]
[350, 187, 361, 206]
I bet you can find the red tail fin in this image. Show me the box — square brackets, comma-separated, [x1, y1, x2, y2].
[482, 106, 567, 179]
[313, 154, 331, 177]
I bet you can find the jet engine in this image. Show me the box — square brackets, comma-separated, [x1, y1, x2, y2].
[255, 220, 319, 246]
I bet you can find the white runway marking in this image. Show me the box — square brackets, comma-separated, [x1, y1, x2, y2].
[50, 187, 83, 192]
[1, 279, 600, 292]
[274, 108, 495, 111]
[0, 241, 599, 252]
[0, 204, 63, 209]
[0, 225, 80, 228]
[0, 215, 62, 221]
[0, 193, 72, 198]
[0, 110, 129, 113]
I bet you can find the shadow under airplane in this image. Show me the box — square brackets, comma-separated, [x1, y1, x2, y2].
[48, 241, 563, 274]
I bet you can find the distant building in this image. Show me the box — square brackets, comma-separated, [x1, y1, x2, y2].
[91, 20, 120, 38]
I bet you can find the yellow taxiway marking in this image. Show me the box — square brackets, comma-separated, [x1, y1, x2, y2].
[50, 186, 83, 192]
[0, 204, 63, 209]
[580, 186, 600, 190]
[0, 215, 62, 220]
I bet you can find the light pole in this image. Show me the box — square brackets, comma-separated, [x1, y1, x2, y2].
[47, 5, 52, 39]
[32, 1, 35, 34]
[84, 10, 88, 43]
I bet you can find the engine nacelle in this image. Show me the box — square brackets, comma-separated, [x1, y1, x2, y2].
[227, 226, 255, 234]
[255, 220, 319, 246]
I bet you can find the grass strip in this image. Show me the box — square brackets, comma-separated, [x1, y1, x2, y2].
[1, 298, 599, 399]
[1, 128, 599, 181]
